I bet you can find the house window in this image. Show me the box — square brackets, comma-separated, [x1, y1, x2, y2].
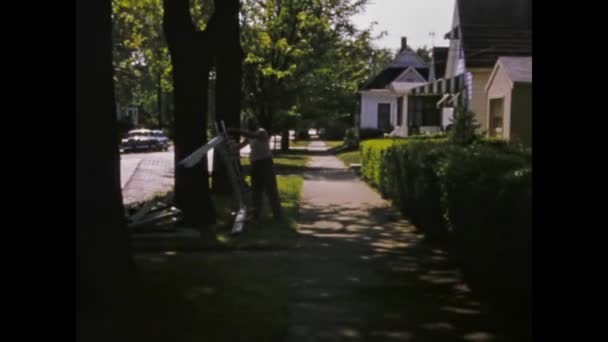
[377, 103, 391, 133]
[489, 98, 505, 138]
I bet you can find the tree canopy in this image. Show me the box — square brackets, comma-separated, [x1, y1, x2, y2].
[112, 0, 394, 140]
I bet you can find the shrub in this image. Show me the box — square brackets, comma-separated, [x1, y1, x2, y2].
[360, 134, 531, 315]
[359, 128, 384, 140]
[343, 128, 359, 148]
[394, 139, 451, 241]
[448, 108, 480, 146]
[437, 144, 531, 309]
[360, 139, 401, 196]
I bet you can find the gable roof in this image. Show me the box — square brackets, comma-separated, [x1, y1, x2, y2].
[360, 47, 429, 91]
[498, 56, 532, 83]
[396, 67, 427, 83]
[389, 47, 428, 68]
[486, 56, 532, 92]
[453, 0, 532, 68]
[360, 67, 407, 90]
[360, 67, 429, 91]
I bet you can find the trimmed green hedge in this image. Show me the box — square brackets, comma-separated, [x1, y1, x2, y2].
[360, 139, 402, 196]
[360, 136, 532, 314]
[438, 142, 531, 309]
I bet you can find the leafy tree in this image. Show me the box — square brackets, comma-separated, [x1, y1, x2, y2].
[416, 45, 432, 64]
[240, 0, 390, 150]
[112, 0, 174, 130]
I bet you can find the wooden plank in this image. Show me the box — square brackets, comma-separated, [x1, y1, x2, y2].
[178, 136, 224, 168]
[129, 200, 157, 224]
[129, 208, 182, 229]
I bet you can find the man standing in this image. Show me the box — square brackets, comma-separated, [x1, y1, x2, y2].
[229, 118, 282, 220]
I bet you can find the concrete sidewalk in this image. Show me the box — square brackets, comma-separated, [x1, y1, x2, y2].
[284, 141, 507, 342]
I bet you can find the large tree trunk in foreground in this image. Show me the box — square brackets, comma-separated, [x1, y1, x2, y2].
[76, 0, 135, 340]
[212, 0, 244, 194]
[164, 0, 216, 225]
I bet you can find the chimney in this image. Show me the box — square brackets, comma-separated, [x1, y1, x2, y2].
[401, 37, 407, 52]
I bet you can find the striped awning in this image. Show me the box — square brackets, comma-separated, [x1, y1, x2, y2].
[411, 74, 466, 96]
[410, 74, 468, 108]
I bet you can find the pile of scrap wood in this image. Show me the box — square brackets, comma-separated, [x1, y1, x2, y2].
[126, 193, 183, 233]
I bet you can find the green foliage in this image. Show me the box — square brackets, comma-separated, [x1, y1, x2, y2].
[343, 127, 359, 148]
[360, 136, 532, 312]
[360, 139, 401, 195]
[241, 0, 392, 134]
[130, 174, 303, 342]
[320, 121, 349, 140]
[336, 150, 361, 166]
[437, 143, 531, 309]
[112, 0, 175, 127]
[385, 138, 450, 239]
[447, 107, 480, 146]
[112, 0, 390, 136]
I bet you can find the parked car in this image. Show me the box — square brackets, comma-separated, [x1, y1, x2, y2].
[120, 129, 170, 152]
[151, 130, 170, 148]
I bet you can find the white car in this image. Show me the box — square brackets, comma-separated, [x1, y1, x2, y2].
[120, 129, 169, 152]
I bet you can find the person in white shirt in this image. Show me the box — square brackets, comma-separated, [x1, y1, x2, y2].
[229, 117, 282, 220]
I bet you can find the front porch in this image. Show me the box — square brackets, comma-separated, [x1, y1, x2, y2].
[402, 73, 470, 136]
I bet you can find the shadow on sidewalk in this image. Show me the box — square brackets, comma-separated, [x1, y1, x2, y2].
[287, 202, 530, 342]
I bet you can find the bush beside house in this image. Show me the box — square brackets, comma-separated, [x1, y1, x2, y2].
[360, 134, 531, 316]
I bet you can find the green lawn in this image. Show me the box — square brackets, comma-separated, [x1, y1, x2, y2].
[336, 149, 361, 166]
[241, 152, 309, 174]
[322, 140, 344, 149]
[214, 175, 303, 249]
[289, 140, 311, 148]
[130, 174, 304, 341]
[132, 248, 291, 342]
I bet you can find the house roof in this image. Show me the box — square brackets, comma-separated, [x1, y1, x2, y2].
[360, 47, 429, 91]
[458, 0, 531, 28]
[360, 67, 407, 90]
[389, 47, 428, 68]
[486, 56, 532, 92]
[449, 0, 532, 68]
[360, 67, 429, 90]
[432, 47, 449, 79]
[461, 26, 532, 68]
[498, 56, 532, 83]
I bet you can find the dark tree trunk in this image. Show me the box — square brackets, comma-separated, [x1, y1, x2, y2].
[212, 0, 244, 194]
[281, 129, 290, 151]
[76, 0, 135, 340]
[164, 0, 216, 225]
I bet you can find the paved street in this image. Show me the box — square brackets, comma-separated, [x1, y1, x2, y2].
[120, 136, 282, 205]
[120, 148, 174, 205]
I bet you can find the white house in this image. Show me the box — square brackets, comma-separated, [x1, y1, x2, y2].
[358, 37, 429, 137]
[409, 0, 532, 133]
